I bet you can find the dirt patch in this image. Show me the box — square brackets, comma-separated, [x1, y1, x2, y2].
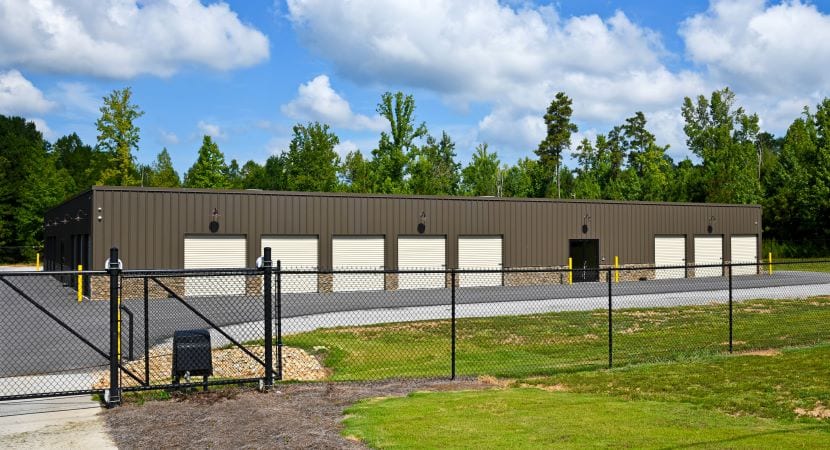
[105, 378, 490, 449]
[721, 340, 747, 346]
[620, 323, 642, 334]
[736, 349, 782, 357]
[93, 346, 326, 388]
[794, 402, 830, 419]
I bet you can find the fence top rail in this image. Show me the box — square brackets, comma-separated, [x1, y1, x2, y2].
[0, 269, 109, 276]
[121, 267, 262, 277]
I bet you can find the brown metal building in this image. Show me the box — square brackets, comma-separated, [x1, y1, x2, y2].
[44, 186, 762, 292]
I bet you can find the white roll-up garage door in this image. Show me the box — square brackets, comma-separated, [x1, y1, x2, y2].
[261, 236, 318, 293]
[184, 236, 247, 296]
[731, 235, 758, 276]
[398, 236, 446, 290]
[654, 236, 686, 279]
[458, 236, 503, 287]
[694, 236, 723, 277]
[332, 236, 385, 292]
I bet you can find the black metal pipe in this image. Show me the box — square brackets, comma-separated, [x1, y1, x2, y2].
[119, 305, 134, 361]
[143, 277, 150, 386]
[263, 247, 273, 388]
[728, 262, 733, 353]
[451, 269, 456, 380]
[108, 247, 121, 407]
[608, 268, 613, 369]
[277, 259, 283, 381]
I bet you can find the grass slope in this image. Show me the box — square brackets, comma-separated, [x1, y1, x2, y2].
[343, 389, 830, 449]
[343, 346, 830, 449]
[284, 297, 830, 380]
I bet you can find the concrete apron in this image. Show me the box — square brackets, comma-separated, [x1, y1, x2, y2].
[0, 395, 115, 449]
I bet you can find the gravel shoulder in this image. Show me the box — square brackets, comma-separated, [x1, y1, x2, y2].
[105, 378, 491, 449]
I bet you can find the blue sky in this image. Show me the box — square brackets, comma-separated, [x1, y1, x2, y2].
[2, 0, 830, 174]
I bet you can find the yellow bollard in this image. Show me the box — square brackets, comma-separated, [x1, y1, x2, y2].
[568, 257, 573, 285]
[77, 265, 83, 302]
[36, 253, 40, 271]
[768, 252, 772, 275]
[614, 256, 619, 283]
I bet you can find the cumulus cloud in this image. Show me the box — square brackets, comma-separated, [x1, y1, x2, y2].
[160, 130, 180, 145]
[197, 120, 225, 139]
[0, 69, 55, 115]
[286, 0, 705, 155]
[30, 117, 54, 139]
[681, 0, 830, 94]
[0, 0, 269, 78]
[281, 75, 386, 131]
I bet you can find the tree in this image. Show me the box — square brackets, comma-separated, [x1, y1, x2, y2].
[0, 116, 72, 261]
[502, 158, 540, 198]
[371, 92, 428, 193]
[52, 133, 108, 192]
[225, 159, 244, 189]
[96, 87, 144, 186]
[184, 136, 230, 188]
[681, 88, 761, 204]
[146, 148, 181, 187]
[461, 143, 500, 196]
[284, 122, 341, 192]
[340, 150, 372, 193]
[571, 138, 602, 199]
[408, 131, 461, 195]
[535, 92, 577, 198]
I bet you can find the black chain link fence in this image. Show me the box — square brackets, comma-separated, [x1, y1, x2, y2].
[1, 256, 829, 406]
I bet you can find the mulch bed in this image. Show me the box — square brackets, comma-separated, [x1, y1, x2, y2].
[105, 378, 491, 449]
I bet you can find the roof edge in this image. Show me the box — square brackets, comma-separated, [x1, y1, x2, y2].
[88, 185, 762, 208]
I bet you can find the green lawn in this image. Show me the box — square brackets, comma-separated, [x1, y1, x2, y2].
[342, 346, 830, 449]
[773, 258, 830, 273]
[283, 297, 830, 380]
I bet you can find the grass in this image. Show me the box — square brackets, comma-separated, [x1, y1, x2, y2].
[342, 346, 830, 449]
[283, 297, 830, 380]
[773, 258, 830, 273]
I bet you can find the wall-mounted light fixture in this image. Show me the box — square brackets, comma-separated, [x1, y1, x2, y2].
[582, 213, 591, 234]
[707, 216, 716, 234]
[209, 208, 220, 233]
[97, 207, 103, 222]
[417, 211, 427, 234]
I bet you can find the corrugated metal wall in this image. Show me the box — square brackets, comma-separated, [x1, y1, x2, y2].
[88, 187, 762, 270]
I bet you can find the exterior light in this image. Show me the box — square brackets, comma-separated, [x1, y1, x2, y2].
[707, 216, 716, 234]
[417, 211, 426, 234]
[582, 213, 591, 234]
[209, 208, 220, 233]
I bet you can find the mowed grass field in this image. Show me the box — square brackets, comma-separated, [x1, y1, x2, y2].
[283, 297, 830, 380]
[342, 345, 830, 449]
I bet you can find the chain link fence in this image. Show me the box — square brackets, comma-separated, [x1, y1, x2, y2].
[1, 254, 829, 406]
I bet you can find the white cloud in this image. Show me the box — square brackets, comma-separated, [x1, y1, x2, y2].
[0, 69, 55, 115]
[197, 120, 225, 139]
[0, 0, 269, 78]
[281, 75, 387, 131]
[30, 117, 54, 139]
[286, 0, 706, 156]
[681, 0, 830, 94]
[334, 139, 360, 158]
[54, 82, 99, 114]
[160, 130, 180, 145]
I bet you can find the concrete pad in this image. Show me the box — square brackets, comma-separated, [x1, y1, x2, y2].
[0, 396, 115, 449]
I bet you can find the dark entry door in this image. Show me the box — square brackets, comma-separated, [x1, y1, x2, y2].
[569, 239, 600, 282]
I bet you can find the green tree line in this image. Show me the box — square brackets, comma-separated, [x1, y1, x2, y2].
[2, 87, 829, 261]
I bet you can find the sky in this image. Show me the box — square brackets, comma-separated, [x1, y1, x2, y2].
[2, 0, 830, 174]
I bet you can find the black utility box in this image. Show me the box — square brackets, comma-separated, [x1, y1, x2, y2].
[172, 329, 213, 387]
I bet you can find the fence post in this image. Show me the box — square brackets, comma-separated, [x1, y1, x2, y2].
[143, 277, 149, 386]
[607, 267, 613, 369]
[263, 247, 274, 389]
[728, 261, 733, 353]
[276, 260, 283, 381]
[77, 265, 83, 302]
[107, 247, 121, 407]
[451, 268, 456, 380]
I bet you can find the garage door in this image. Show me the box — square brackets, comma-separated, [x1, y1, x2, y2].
[731, 235, 758, 276]
[261, 236, 318, 293]
[694, 236, 723, 277]
[654, 236, 686, 279]
[332, 237, 385, 292]
[184, 236, 247, 296]
[398, 236, 446, 290]
[458, 236, 502, 287]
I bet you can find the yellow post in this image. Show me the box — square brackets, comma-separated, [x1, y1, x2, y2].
[768, 252, 772, 275]
[117, 295, 121, 361]
[614, 256, 619, 283]
[36, 253, 40, 271]
[568, 257, 573, 285]
[77, 265, 83, 302]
